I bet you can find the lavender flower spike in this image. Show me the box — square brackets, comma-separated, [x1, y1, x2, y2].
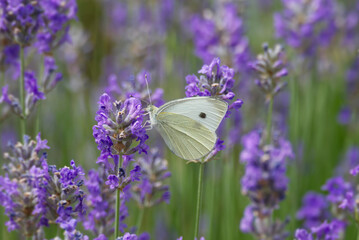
[0, 1, 43, 45]
[185, 57, 243, 116]
[249, 43, 288, 101]
[274, 0, 337, 55]
[0, 134, 86, 238]
[93, 93, 148, 171]
[239, 130, 293, 239]
[132, 148, 171, 207]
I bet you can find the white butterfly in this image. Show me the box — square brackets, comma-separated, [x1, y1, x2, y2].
[146, 97, 228, 160]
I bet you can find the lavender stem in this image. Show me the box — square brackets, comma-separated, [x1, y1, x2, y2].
[266, 96, 273, 144]
[194, 162, 204, 239]
[115, 154, 123, 239]
[19, 46, 26, 138]
[35, 56, 44, 134]
[136, 207, 145, 235]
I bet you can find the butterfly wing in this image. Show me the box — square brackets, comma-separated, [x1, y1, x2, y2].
[157, 97, 228, 132]
[156, 112, 217, 160]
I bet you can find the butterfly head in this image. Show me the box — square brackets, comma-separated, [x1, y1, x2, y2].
[145, 104, 158, 126]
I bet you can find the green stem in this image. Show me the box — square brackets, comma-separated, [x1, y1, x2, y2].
[19, 46, 26, 138]
[35, 56, 44, 135]
[26, 237, 31, 240]
[115, 155, 123, 239]
[136, 207, 145, 234]
[266, 97, 273, 144]
[0, 70, 4, 86]
[194, 163, 204, 240]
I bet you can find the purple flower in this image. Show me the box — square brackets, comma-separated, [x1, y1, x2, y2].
[0, 85, 12, 105]
[240, 130, 293, 202]
[42, 56, 63, 92]
[296, 192, 329, 228]
[131, 148, 171, 207]
[350, 164, 359, 176]
[239, 205, 255, 233]
[106, 175, 120, 189]
[36, 0, 77, 53]
[249, 43, 288, 100]
[342, 2, 359, 51]
[311, 220, 346, 240]
[84, 155, 143, 236]
[93, 93, 148, 170]
[0, 134, 86, 238]
[185, 57, 243, 118]
[240, 205, 289, 239]
[338, 191, 355, 212]
[321, 176, 352, 204]
[337, 107, 351, 125]
[295, 220, 346, 240]
[0, 0, 43, 45]
[106, 71, 164, 107]
[295, 229, 313, 240]
[239, 130, 293, 239]
[202, 139, 226, 163]
[189, 2, 251, 74]
[336, 147, 359, 177]
[0, 85, 22, 116]
[83, 167, 117, 236]
[274, 0, 337, 55]
[25, 70, 46, 103]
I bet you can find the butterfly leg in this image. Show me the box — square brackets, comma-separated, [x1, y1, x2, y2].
[143, 120, 153, 130]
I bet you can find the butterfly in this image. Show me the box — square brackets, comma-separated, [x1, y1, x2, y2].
[146, 97, 228, 160]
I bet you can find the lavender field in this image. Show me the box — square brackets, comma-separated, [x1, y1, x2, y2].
[0, 0, 358, 239]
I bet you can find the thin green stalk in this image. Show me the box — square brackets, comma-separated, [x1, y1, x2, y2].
[266, 97, 273, 144]
[35, 56, 44, 134]
[19, 46, 26, 138]
[0, 70, 4, 86]
[115, 155, 123, 239]
[26, 237, 31, 240]
[194, 163, 204, 240]
[136, 207, 145, 234]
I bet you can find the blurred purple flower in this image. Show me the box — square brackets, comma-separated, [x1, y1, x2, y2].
[106, 71, 164, 107]
[36, 0, 77, 53]
[338, 191, 355, 212]
[274, 0, 337, 55]
[337, 107, 351, 125]
[296, 192, 329, 228]
[25, 70, 45, 103]
[321, 176, 352, 204]
[0, 0, 43, 45]
[295, 220, 346, 240]
[189, 2, 251, 74]
[336, 147, 359, 177]
[239, 129, 293, 238]
[342, 2, 359, 51]
[350, 164, 359, 176]
[132, 148, 171, 207]
[83, 167, 117, 236]
[295, 229, 313, 240]
[312, 220, 346, 240]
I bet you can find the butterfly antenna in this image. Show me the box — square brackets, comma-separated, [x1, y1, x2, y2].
[145, 73, 153, 106]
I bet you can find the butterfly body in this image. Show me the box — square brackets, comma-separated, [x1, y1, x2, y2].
[146, 97, 228, 160]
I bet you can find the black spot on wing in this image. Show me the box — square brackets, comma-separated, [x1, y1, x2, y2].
[199, 112, 206, 118]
